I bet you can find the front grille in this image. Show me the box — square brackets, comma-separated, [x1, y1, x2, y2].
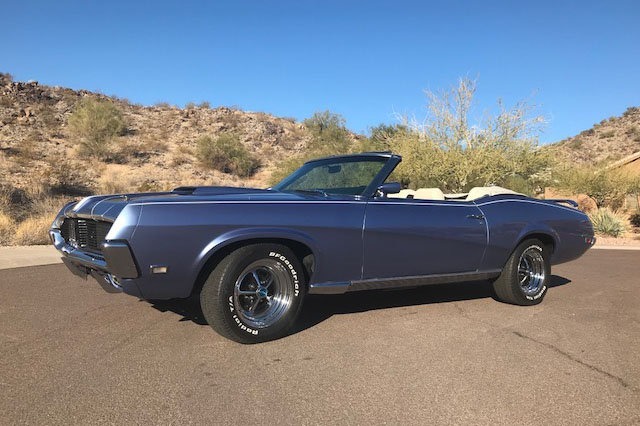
[60, 218, 112, 253]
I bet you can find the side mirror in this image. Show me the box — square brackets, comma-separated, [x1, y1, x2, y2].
[376, 182, 402, 197]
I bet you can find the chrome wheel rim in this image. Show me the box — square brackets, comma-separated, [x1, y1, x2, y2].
[518, 247, 545, 295]
[233, 259, 293, 329]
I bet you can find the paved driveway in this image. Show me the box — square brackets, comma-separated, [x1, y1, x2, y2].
[0, 250, 639, 425]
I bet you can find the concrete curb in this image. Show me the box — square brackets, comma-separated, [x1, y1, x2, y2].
[591, 245, 640, 251]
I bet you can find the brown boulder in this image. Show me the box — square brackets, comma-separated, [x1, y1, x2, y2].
[576, 194, 597, 213]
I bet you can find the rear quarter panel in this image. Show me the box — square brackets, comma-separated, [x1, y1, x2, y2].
[476, 197, 593, 270]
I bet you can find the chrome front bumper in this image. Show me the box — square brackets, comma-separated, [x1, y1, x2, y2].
[49, 228, 108, 271]
[49, 228, 140, 293]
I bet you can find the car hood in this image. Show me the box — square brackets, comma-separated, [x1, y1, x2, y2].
[62, 186, 346, 222]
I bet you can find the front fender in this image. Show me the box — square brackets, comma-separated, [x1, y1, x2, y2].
[194, 227, 321, 278]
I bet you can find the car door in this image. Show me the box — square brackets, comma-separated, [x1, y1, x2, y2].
[362, 197, 487, 280]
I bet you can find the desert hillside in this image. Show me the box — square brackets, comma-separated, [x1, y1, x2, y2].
[549, 107, 640, 164]
[0, 73, 325, 197]
[1, 73, 362, 244]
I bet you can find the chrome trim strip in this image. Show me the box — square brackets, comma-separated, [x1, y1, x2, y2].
[349, 269, 502, 292]
[308, 270, 502, 295]
[126, 198, 583, 214]
[474, 199, 585, 215]
[308, 282, 351, 295]
[50, 229, 109, 271]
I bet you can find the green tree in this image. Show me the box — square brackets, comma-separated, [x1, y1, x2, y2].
[389, 78, 551, 194]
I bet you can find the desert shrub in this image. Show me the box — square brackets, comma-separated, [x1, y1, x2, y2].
[3, 194, 64, 246]
[0, 184, 11, 213]
[67, 98, 127, 158]
[13, 138, 40, 165]
[39, 104, 59, 127]
[196, 134, 259, 177]
[198, 101, 211, 109]
[155, 101, 171, 108]
[12, 215, 53, 245]
[269, 111, 356, 184]
[368, 124, 409, 150]
[170, 145, 193, 166]
[588, 208, 629, 238]
[185, 102, 196, 109]
[570, 138, 584, 150]
[630, 213, 640, 227]
[31, 195, 69, 218]
[0, 72, 13, 82]
[136, 181, 164, 193]
[270, 157, 308, 185]
[600, 130, 615, 138]
[41, 153, 88, 195]
[304, 110, 346, 133]
[97, 165, 141, 194]
[553, 166, 640, 209]
[389, 78, 551, 193]
[0, 184, 30, 212]
[0, 211, 13, 245]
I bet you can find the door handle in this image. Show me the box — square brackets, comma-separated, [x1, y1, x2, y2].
[467, 214, 485, 220]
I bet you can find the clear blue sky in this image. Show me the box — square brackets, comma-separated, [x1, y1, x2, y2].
[2, 0, 639, 143]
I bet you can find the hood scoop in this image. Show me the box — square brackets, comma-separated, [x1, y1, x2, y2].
[172, 186, 269, 196]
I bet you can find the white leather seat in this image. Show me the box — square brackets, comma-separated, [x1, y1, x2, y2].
[466, 186, 522, 201]
[387, 189, 416, 199]
[413, 188, 445, 201]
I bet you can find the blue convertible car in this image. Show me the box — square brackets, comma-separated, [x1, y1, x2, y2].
[51, 152, 595, 343]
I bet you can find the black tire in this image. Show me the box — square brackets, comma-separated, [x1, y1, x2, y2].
[200, 244, 306, 343]
[492, 238, 551, 306]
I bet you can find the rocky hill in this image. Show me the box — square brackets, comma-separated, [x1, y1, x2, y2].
[1, 73, 351, 245]
[549, 107, 640, 165]
[0, 73, 319, 199]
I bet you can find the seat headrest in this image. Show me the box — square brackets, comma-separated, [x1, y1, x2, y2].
[414, 188, 445, 201]
[387, 189, 416, 199]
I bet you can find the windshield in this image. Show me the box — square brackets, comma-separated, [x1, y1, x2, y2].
[273, 156, 388, 196]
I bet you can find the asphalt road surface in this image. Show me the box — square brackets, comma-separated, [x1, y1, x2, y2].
[1, 250, 639, 426]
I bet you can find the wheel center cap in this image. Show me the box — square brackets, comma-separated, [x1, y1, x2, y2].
[258, 287, 268, 298]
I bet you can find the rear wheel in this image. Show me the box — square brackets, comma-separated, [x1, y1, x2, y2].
[492, 238, 550, 306]
[200, 244, 306, 343]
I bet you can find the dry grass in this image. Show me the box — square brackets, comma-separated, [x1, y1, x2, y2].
[0, 211, 14, 246]
[98, 165, 140, 194]
[41, 152, 90, 194]
[12, 215, 53, 245]
[0, 192, 72, 246]
[170, 144, 193, 166]
[14, 138, 41, 165]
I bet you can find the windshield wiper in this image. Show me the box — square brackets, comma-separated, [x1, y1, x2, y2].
[291, 189, 329, 197]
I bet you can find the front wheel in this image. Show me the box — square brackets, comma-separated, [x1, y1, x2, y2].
[492, 238, 551, 306]
[200, 244, 306, 343]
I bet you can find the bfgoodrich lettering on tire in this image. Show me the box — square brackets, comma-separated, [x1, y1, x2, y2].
[200, 243, 306, 343]
[492, 238, 551, 306]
